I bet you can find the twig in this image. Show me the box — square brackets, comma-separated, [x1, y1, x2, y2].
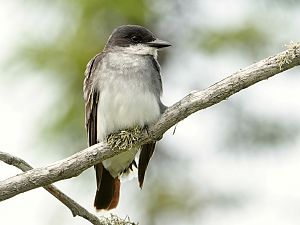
[0, 43, 299, 203]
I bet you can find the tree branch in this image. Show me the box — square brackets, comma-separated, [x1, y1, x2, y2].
[0, 151, 135, 225]
[0, 42, 299, 203]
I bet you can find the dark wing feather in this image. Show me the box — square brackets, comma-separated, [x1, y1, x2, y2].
[138, 142, 156, 188]
[148, 55, 167, 113]
[83, 53, 120, 210]
[83, 53, 101, 140]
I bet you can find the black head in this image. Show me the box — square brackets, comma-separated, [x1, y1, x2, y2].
[105, 25, 171, 49]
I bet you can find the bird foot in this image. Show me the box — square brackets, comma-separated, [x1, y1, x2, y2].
[106, 126, 142, 150]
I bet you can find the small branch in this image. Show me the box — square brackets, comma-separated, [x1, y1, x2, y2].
[0, 43, 299, 203]
[0, 151, 103, 225]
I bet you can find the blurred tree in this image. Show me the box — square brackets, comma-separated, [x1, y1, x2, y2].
[224, 104, 300, 153]
[195, 23, 268, 57]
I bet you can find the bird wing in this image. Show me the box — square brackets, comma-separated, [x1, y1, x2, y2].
[83, 53, 102, 146]
[83, 53, 120, 210]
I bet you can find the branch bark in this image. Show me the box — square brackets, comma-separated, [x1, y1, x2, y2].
[1, 43, 299, 203]
[0, 152, 107, 225]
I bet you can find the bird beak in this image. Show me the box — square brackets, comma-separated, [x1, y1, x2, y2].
[146, 39, 172, 48]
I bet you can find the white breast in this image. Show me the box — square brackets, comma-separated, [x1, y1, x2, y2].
[97, 83, 160, 140]
[96, 51, 161, 177]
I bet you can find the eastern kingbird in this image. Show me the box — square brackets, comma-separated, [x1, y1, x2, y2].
[83, 25, 171, 210]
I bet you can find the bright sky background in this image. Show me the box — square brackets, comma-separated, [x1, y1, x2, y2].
[1, 1, 300, 225]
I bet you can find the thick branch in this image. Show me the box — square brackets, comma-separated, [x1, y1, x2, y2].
[0, 152, 103, 225]
[0, 152, 136, 225]
[0, 43, 299, 202]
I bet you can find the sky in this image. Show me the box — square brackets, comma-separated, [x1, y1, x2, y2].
[1, 1, 300, 225]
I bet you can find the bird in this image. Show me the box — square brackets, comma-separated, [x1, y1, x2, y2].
[83, 25, 171, 210]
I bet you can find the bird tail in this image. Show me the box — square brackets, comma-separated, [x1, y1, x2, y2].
[94, 163, 120, 210]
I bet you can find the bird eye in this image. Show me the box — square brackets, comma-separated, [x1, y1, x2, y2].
[131, 35, 140, 43]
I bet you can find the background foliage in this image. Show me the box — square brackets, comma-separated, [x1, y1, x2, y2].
[1, 0, 300, 224]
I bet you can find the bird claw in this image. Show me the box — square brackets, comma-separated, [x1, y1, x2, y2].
[143, 125, 150, 135]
